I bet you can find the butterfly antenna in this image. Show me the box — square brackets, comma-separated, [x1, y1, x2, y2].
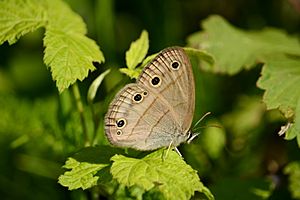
[192, 112, 211, 130]
[187, 132, 200, 144]
[192, 124, 223, 132]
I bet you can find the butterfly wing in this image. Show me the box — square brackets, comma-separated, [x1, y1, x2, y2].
[104, 47, 195, 150]
[137, 47, 195, 133]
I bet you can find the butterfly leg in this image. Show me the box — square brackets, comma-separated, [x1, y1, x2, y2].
[168, 140, 183, 157]
[162, 140, 174, 160]
[174, 146, 182, 157]
[162, 140, 183, 160]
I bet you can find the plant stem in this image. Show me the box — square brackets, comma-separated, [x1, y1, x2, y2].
[72, 83, 90, 146]
[90, 103, 98, 145]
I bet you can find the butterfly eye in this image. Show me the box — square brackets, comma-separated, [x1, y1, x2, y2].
[133, 93, 143, 102]
[116, 118, 126, 128]
[116, 130, 122, 135]
[171, 61, 180, 70]
[150, 75, 161, 87]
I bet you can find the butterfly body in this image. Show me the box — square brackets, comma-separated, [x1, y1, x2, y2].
[105, 47, 195, 150]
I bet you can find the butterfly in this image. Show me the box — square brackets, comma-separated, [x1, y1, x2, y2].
[105, 47, 196, 152]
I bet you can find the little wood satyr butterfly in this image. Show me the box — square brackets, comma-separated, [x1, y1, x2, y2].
[105, 46, 196, 152]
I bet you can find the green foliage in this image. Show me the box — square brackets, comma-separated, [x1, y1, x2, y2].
[87, 69, 111, 103]
[58, 158, 108, 190]
[125, 30, 149, 71]
[43, 29, 104, 92]
[58, 147, 213, 199]
[188, 15, 300, 147]
[0, 0, 47, 44]
[1, 0, 300, 198]
[0, 0, 104, 92]
[120, 30, 149, 79]
[0, 93, 77, 153]
[110, 149, 212, 200]
[188, 15, 300, 74]
[184, 47, 214, 68]
[200, 121, 226, 159]
[257, 55, 300, 146]
[284, 162, 300, 199]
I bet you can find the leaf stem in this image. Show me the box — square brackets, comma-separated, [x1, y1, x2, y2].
[72, 83, 89, 146]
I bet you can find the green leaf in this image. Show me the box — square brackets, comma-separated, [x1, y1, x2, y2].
[284, 162, 300, 199]
[44, 28, 104, 93]
[125, 30, 149, 70]
[286, 98, 300, 147]
[187, 15, 300, 74]
[121, 30, 149, 79]
[0, 0, 47, 45]
[119, 68, 142, 79]
[58, 157, 108, 190]
[184, 47, 215, 67]
[87, 69, 111, 103]
[122, 52, 157, 79]
[257, 55, 300, 146]
[110, 149, 214, 200]
[0, 0, 105, 92]
[284, 123, 297, 140]
[45, 0, 86, 34]
[43, 0, 105, 92]
[141, 53, 158, 67]
[121, 52, 158, 79]
[58, 146, 126, 190]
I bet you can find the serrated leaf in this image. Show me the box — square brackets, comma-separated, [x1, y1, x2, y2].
[58, 146, 125, 191]
[125, 30, 149, 70]
[45, 0, 86, 34]
[0, 0, 105, 92]
[110, 149, 213, 200]
[44, 28, 104, 92]
[187, 15, 300, 74]
[286, 99, 300, 147]
[43, 0, 105, 92]
[0, 0, 47, 45]
[284, 162, 300, 199]
[87, 69, 110, 103]
[58, 157, 108, 190]
[257, 55, 300, 146]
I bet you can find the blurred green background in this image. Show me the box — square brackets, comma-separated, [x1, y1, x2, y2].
[0, 0, 300, 199]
